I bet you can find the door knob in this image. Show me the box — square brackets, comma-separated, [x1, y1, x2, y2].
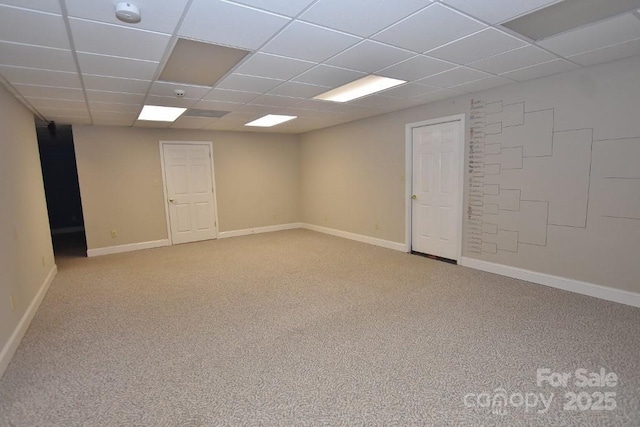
[411, 195, 417, 200]
[169, 198, 175, 203]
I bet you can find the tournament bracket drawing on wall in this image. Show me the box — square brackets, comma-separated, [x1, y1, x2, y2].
[465, 98, 640, 257]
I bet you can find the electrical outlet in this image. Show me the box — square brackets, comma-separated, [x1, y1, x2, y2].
[10, 294, 15, 312]
[111, 230, 118, 238]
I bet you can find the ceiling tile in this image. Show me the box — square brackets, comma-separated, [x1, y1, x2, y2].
[292, 64, 366, 87]
[373, 3, 485, 53]
[225, 104, 273, 114]
[468, 45, 557, 74]
[43, 115, 91, 125]
[179, 0, 290, 50]
[268, 81, 329, 98]
[38, 108, 88, 121]
[70, 18, 171, 62]
[412, 88, 465, 103]
[500, 59, 580, 81]
[378, 82, 440, 98]
[216, 73, 284, 93]
[234, 52, 316, 80]
[83, 75, 151, 94]
[40, 108, 90, 119]
[92, 116, 136, 126]
[77, 52, 159, 80]
[225, 0, 317, 17]
[150, 81, 211, 99]
[0, 6, 69, 49]
[300, 0, 431, 37]
[290, 98, 338, 111]
[192, 99, 244, 112]
[202, 88, 259, 103]
[567, 37, 640, 67]
[213, 111, 257, 121]
[537, 14, 640, 57]
[293, 98, 376, 113]
[145, 95, 198, 108]
[277, 116, 346, 131]
[0, 42, 76, 72]
[262, 21, 361, 62]
[171, 116, 213, 129]
[0, 66, 81, 88]
[86, 90, 145, 104]
[348, 94, 423, 109]
[249, 94, 299, 107]
[417, 67, 492, 87]
[427, 28, 526, 64]
[377, 55, 456, 81]
[450, 75, 515, 93]
[65, 0, 189, 34]
[441, 0, 561, 24]
[14, 84, 84, 100]
[90, 110, 138, 120]
[0, 0, 61, 13]
[270, 107, 324, 117]
[26, 98, 87, 110]
[38, 107, 87, 116]
[89, 102, 141, 113]
[326, 40, 414, 73]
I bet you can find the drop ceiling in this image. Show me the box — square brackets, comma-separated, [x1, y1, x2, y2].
[1, 0, 640, 133]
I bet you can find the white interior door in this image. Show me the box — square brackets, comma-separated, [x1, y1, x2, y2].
[411, 120, 461, 260]
[162, 143, 218, 244]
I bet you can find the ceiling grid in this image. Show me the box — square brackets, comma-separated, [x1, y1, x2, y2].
[0, 0, 638, 132]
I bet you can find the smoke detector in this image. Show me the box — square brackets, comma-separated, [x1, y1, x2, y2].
[174, 89, 186, 98]
[115, 2, 141, 24]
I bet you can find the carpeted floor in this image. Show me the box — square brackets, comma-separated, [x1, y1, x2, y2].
[1, 229, 639, 426]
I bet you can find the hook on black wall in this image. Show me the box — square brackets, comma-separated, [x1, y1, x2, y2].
[47, 121, 57, 137]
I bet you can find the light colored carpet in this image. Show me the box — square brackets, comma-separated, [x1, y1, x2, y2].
[1, 229, 639, 426]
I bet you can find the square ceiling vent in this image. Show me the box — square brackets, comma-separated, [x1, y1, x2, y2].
[182, 109, 229, 118]
[159, 38, 250, 87]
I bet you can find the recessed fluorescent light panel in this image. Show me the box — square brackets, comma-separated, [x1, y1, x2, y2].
[314, 75, 406, 103]
[502, 0, 640, 40]
[245, 114, 297, 127]
[137, 105, 187, 122]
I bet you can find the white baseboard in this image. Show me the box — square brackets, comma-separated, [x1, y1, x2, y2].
[301, 223, 406, 252]
[460, 257, 640, 308]
[87, 239, 170, 257]
[0, 265, 57, 379]
[218, 223, 303, 239]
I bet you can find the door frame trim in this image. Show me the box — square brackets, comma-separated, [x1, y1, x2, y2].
[404, 114, 465, 259]
[159, 140, 220, 245]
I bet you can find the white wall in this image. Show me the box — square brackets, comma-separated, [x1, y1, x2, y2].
[73, 126, 300, 250]
[0, 85, 56, 377]
[300, 55, 640, 297]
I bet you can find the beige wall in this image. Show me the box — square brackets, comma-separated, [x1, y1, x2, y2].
[300, 55, 640, 294]
[300, 117, 408, 242]
[73, 126, 299, 249]
[300, 98, 467, 243]
[0, 85, 55, 372]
